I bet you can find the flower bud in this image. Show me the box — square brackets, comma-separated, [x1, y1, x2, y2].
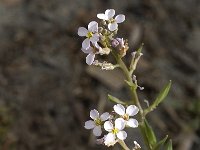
[112, 39, 120, 47]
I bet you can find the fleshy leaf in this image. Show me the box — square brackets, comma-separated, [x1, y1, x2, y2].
[108, 94, 126, 105]
[165, 139, 173, 150]
[144, 80, 172, 115]
[141, 119, 157, 149]
[153, 135, 168, 150]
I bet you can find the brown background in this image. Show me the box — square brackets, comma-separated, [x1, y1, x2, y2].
[0, 0, 199, 150]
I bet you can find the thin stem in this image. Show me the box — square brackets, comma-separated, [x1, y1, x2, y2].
[118, 140, 130, 150]
[115, 55, 143, 119]
[111, 51, 151, 149]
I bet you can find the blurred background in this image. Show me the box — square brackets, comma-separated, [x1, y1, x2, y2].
[0, 0, 200, 150]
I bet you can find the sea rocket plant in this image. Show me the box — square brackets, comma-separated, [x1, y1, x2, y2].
[84, 105, 139, 147]
[79, 8, 172, 150]
[78, 21, 99, 49]
[84, 109, 109, 136]
[97, 9, 125, 31]
[104, 118, 127, 146]
[114, 104, 139, 128]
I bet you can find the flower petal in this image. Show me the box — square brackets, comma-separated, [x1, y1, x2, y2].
[93, 126, 102, 136]
[127, 118, 138, 128]
[90, 109, 99, 119]
[97, 13, 107, 20]
[117, 131, 127, 140]
[81, 47, 93, 54]
[115, 15, 125, 23]
[104, 133, 116, 147]
[88, 21, 98, 32]
[108, 22, 118, 31]
[113, 104, 125, 116]
[104, 121, 113, 132]
[105, 9, 115, 19]
[126, 105, 139, 116]
[86, 53, 95, 65]
[115, 118, 125, 130]
[78, 27, 88, 36]
[82, 38, 90, 49]
[84, 120, 95, 129]
[90, 33, 99, 43]
[100, 112, 110, 121]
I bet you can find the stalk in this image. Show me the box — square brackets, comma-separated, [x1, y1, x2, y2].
[112, 51, 152, 150]
[118, 140, 130, 150]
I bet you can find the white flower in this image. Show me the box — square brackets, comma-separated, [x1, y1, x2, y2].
[84, 109, 110, 136]
[113, 104, 139, 128]
[97, 9, 125, 31]
[78, 21, 99, 49]
[81, 42, 102, 65]
[104, 118, 127, 146]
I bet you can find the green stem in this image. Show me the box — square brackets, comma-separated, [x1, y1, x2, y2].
[115, 54, 143, 118]
[118, 140, 130, 150]
[111, 51, 151, 149]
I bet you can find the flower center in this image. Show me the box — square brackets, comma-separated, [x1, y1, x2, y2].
[112, 128, 119, 134]
[86, 32, 93, 38]
[94, 118, 102, 126]
[110, 18, 116, 23]
[122, 114, 129, 121]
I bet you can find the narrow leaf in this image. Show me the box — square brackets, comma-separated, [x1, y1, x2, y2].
[165, 139, 173, 150]
[145, 80, 172, 115]
[153, 135, 168, 150]
[108, 94, 126, 105]
[144, 119, 157, 148]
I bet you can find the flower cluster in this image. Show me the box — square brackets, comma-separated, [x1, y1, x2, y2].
[78, 9, 128, 67]
[84, 104, 139, 147]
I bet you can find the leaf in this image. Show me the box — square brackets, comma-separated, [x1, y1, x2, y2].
[153, 135, 168, 150]
[154, 80, 171, 106]
[108, 94, 126, 105]
[145, 80, 172, 115]
[142, 119, 157, 149]
[165, 139, 173, 150]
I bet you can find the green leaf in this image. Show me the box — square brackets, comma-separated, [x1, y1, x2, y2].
[108, 94, 126, 105]
[145, 81, 172, 115]
[142, 119, 157, 149]
[165, 139, 173, 150]
[153, 135, 168, 150]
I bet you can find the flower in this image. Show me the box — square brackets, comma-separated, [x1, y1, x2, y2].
[104, 118, 127, 146]
[113, 104, 139, 128]
[81, 42, 102, 65]
[84, 109, 110, 136]
[78, 21, 99, 49]
[97, 9, 125, 31]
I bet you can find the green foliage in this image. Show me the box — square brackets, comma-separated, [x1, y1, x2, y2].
[108, 94, 126, 105]
[153, 135, 168, 150]
[144, 81, 172, 115]
[140, 119, 157, 149]
[164, 139, 173, 150]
